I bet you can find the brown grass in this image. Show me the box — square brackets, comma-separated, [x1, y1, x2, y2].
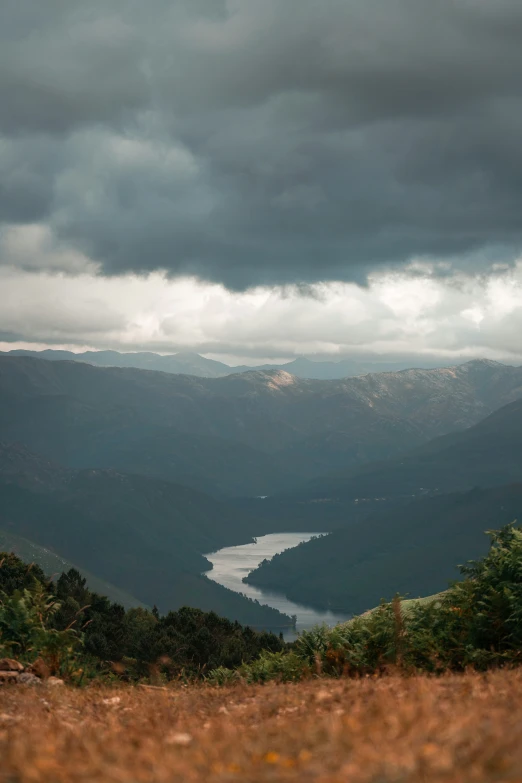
[2, 671, 522, 782]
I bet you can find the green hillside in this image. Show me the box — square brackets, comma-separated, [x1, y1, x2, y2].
[0, 528, 146, 609]
[0, 444, 291, 631]
[245, 484, 522, 614]
[284, 396, 522, 505]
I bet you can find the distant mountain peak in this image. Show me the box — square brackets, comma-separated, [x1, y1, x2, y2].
[174, 351, 205, 360]
[287, 357, 315, 365]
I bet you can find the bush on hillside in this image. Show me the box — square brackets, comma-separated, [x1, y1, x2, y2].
[0, 580, 83, 678]
[0, 552, 48, 595]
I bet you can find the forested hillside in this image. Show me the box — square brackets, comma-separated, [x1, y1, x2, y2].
[283, 394, 522, 505]
[246, 484, 522, 613]
[244, 394, 522, 613]
[0, 443, 290, 630]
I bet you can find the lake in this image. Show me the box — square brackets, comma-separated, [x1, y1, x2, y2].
[205, 532, 350, 641]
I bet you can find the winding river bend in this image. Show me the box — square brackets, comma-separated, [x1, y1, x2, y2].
[205, 532, 350, 641]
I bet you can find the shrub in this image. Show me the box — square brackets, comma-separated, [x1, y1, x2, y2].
[0, 581, 83, 677]
[238, 650, 308, 684]
[206, 666, 241, 686]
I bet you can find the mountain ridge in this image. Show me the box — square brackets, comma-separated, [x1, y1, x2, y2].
[1, 356, 522, 497]
[2, 347, 478, 380]
[285, 394, 522, 505]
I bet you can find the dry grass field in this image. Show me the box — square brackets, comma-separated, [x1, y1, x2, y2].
[2, 671, 522, 782]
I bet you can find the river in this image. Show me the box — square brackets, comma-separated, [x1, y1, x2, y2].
[205, 532, 350, 641]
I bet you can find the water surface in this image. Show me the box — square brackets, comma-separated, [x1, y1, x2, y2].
[205, 532, 350, 641]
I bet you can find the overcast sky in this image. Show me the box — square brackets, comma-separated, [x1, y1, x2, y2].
[1, 1, 522, 363]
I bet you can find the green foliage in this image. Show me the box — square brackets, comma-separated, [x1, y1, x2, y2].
[294, 598, 408, 675]
[237, 650, 307, 684]
[127, 607, 284, 680]
[0, 579, 82, 677]
[215, 524, 522, 684]
[0, 551, 285, 683]
[207, 650, 309, 687]
[0, 552, 48, 595]
[459, 523, 522, 648]
[205, 666, 241, 686]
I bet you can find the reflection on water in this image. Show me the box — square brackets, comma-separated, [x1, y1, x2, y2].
[205, 532, 350, 641]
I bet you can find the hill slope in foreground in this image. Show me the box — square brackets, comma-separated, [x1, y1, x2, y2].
[2, 673, 522, 782]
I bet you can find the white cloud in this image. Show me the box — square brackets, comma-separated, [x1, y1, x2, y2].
[1, 258, 522, 363]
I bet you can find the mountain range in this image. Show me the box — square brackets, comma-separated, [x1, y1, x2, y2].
[2, 348, 462, 380]
[284, 393, 522, 505]
[1, 356, 521, 498]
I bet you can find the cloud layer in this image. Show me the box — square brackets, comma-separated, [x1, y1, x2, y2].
[2, 1, 522, 288]
[2, 259, 522, 363]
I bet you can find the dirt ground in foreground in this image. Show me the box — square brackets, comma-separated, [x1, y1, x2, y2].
[1, 671, 522, 782]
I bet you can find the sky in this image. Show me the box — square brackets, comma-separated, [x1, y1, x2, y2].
[1, 0, 522, 364]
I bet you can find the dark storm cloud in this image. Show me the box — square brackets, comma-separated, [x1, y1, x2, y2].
[1, 0, 522, 288]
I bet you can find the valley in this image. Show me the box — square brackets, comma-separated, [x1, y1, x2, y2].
[1, 353, 522, 629]
[245, 484, 522, 613]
